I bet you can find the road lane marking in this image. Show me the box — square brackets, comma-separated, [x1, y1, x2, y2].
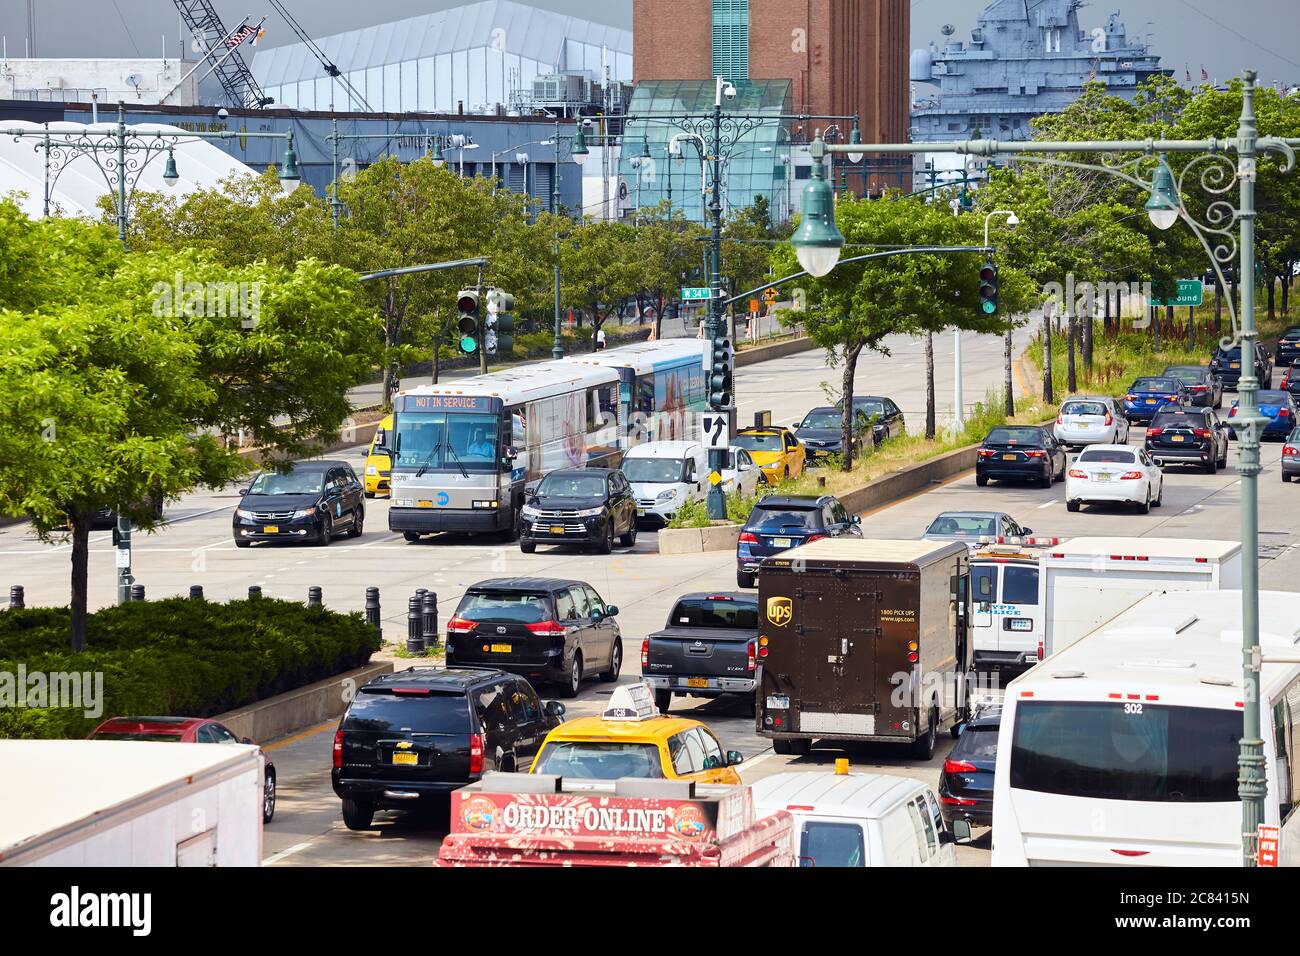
[1036, 499, 1058, 509]
[738, 749, 778, 776]
[265, 719, 336, 750]
[264, 842, 315, 865]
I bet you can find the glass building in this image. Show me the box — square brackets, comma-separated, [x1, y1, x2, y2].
[252, 0, 632, 115]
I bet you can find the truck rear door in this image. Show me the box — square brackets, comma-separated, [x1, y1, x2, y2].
[971, 564, 997, 652]
[790, 574, 880, 737]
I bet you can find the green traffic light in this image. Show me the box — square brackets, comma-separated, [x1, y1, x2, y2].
[981, 301, 997, 315]
[459, 335, 478, 353]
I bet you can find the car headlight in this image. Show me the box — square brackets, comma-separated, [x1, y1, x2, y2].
[235, 508, 256, 519]
[655, 489, 677, 502]
[521, 505, 541, 519]
[292, 508, 317, 519]
[575, 506, 605, 518]
[365, 465, 378, 476]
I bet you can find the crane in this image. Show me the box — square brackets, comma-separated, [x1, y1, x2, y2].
[172, 0, 272, 108]
[265, 0, 372, 111]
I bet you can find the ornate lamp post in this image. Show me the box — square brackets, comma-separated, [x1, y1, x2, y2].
[550, 118, 588, 360]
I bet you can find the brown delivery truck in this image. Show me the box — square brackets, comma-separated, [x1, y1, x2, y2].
[756, 538, 973, 759]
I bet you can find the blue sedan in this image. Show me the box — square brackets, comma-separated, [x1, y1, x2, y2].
[1228, 390, 1298, 439]
[1121, 377, 1190, 423]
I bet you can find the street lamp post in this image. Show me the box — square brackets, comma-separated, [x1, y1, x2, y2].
[795, 71, 1297, 865]
[703, 76, 736, 520]
[550, 118, 588, 359]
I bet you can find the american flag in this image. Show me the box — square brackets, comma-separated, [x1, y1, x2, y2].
[1201, 66, 1210, 82]
[226, 22, 258, 48]
[1185, 64, 1192, 82]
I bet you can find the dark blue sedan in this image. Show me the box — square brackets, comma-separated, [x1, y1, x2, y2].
[1121, 377, 1189, 423]
[1228, 390, 1298, 440]
[735, 494, 860, 588]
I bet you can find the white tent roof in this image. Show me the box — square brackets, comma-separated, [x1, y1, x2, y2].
[0, 120, 262, 220]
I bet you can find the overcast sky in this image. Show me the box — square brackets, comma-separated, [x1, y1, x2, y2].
[1, 0, 1296, 87]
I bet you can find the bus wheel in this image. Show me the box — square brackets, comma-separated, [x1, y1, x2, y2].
[498, 506, 519, 543]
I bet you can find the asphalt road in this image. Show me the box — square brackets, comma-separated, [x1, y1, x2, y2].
[11, 328, 1292, 868]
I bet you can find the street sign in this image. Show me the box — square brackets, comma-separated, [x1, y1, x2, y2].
[699, 411, 732, 450]
[681, 287, 713, 301]
[1258, 824, 1280, 867]
[763, 288, 778, 303]
[748, 299, 759, 314]
[1151, 279, 1204, 307]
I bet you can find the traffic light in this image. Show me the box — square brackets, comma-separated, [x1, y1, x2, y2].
[485, 288, 516, 356]
[455, 289, 481, 354]
[978, 262, 999, 316]
[708, 334, 734, 408]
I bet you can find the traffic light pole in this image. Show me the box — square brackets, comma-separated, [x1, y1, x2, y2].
[705, 80, 729, 521]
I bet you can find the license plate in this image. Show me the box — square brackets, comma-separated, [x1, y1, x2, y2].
[490, 643, 512, 653]
[772, 537, 792, 547]
[1146, 398, 1157, 404]
[766, 695, 790, 710]
[1009, 618, 1033, 631]
[418, 500, 433, 508]
[637, 508, 645, 516]
[687, 677, 709, 689]
[391, 752, 417, 766]
[549, 525, 565, 535]
[1002, 453, 1017, 461]
[1171, 434, 1185, 442]
[262, 525, 279, 534]
[1231, 362, 1241, 369]
[1095, 473, 1113, 482]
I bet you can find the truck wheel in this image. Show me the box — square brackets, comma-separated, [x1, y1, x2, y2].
[558, 654, 583, 698]
[341, 798, 374, 831]
[737, 569, 756, 589]
[773, 738, 812, 757]
[912, 707, 939, 760]
[599, 640, 622, 682]
[654, 689, 672, 713]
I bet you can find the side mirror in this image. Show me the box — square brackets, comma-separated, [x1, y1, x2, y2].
[241, 736, 255, 746]
[850, 515, 861, 525]
[726, 750, 745, 767]
[544, 700, 566, 719]
[507, 446, 519, 460]
[1022, 527, 1033, 535]
[237, 487, 250, 497]
[373, 445, 392, 459]
[951, 722, 966, 738]
[605, 604, 619, 617]
[949, 818, 973, 845]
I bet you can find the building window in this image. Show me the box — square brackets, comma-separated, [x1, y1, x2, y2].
[712, 0, 749, 85]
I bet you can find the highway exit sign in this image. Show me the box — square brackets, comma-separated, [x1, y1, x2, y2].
[1151, 279, 1204, 307]
[681, 287, 713, 301]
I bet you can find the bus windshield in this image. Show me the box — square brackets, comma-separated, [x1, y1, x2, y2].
[1010, 700, 1240, 802]
[392, 411, 500, 472]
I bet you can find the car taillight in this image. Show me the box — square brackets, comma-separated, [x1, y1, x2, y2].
[738, 531, 759, 544]
[1281, 408, 1291, 417]
[525, 620, 567, 637]
[1104, 412, 1113, 425]
[1285, 445, 1298, 456]
[1146, 427, 1163, 436]
[1026, 449, 1046, 458]
[804, 533, 827, 543]
[1055, 415, 1063, 425]
[641, 638, 649, 667]
[446, 616, 476, 634]
[332, 729, 344, 770]
[1192, 384, 1208, 392]
[943, 758, 978, 774]
[469, 733, 484, 774]
[977, 448, 994, 458]
[1120, 471, 1143, 480]
[1068, 468, 1087, 479]
[747, 639, 757, 672]
[1193, 428, 1212, 438]
[1229, 406, 1238, 417]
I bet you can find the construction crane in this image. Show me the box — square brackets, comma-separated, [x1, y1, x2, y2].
[173, 0, 273, 108]
[265, 0, 372, 111]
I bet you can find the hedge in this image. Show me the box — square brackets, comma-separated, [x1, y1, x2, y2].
[0, 597, 380, 740]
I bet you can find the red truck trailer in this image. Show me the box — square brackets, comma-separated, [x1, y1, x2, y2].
[435, 773, 793, 868]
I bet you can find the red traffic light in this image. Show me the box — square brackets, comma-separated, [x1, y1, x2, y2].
[979, 265, 997, 282]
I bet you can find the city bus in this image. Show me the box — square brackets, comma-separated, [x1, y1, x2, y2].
[992, 589, 1300, 866]
[384, 340, 708, 542]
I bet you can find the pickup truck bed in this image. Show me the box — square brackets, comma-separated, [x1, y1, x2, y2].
[642, 592, 758, 714]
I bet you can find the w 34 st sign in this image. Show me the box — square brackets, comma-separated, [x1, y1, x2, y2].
[698, 411, 735, 450]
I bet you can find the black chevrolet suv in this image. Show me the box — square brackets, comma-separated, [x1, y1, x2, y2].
[331, 666, 565, 830]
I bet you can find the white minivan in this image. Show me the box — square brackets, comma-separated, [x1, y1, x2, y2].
[751, 770, 969, 867]
[620, 440, 708, 526]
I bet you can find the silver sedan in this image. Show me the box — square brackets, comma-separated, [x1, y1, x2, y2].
[1053, 396, 1130, 448]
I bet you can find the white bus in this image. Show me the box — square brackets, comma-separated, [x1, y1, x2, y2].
[993, 589, 1300, 866]
[384, 340, 707, 542]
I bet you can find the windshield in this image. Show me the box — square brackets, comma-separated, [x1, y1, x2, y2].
[1151, 411, 1207, 428]
[1216, 347, 1243, 360]
[1061, 401, 1107, 417]
[1133, 379, 1178, 392]
[532, 741, 665, 779]
[622, 457, 685, 484]
[247, 470, 325, 495]
[952, 724, 999, 761]
[343, 691, 471, 734]
[800, 410, 843, 429]
[1164, 368, 1204, 384]
[733, 433, 782, 451]
[391, 411, 500, 472]
[1078, 448, 1136, 463]
[748, 507, 819, 532]
[537, 473, 606, 498]
[456, 591, 552, 624]
[926, 514, 995, 537]
[1258, 391, 1288, 405]
[985, 428, 1045, 445]
[1010, 701, 1240, 802]
[669, 597, 759, 628]
[92, 732, 185, 742]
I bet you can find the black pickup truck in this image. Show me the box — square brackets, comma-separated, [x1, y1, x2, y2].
[641, 592, 758, 714]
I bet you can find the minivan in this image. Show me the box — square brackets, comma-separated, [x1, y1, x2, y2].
[620, 440, 709, 526]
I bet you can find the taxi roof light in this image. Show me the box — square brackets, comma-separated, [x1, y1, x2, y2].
[601, 682, 660, 721]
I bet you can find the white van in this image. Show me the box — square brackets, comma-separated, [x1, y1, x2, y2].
[620, 440, 708, 526]
[751, 769, 969, 867]
[993, 589, 1300, 867]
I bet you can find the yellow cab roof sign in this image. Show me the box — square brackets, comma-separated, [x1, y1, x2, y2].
[602, 682, 659, 721]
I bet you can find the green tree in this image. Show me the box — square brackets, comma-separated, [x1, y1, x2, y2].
[559, 218, 643, 340]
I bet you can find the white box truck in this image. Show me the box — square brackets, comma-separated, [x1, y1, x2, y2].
[0, 740, 264, 867]
[1038, 537, 1241, 657]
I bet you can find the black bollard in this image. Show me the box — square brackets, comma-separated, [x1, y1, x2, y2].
[248, 585, 262, 600]
[421, 591, 439, 649]
[308, 586, 323, 607]
[365, 586, 381, 639]
[130, 584, 145, 602]
[189, 584, 204, 600]
[9, 585, 24, 610]
[406, 595, 425, 656]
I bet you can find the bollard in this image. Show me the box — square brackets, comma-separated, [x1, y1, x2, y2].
[365, 586, 382, 640]
[9, 585, 24, 610]
[817, 476, 827, 489]
[189, 584, 204, 600]
[248, 585, 262, 600]
[308, 586, 323, 608]
[406, 595, 425, 656]
[130, 584, 145, 602]
[421, 591, 439, 649]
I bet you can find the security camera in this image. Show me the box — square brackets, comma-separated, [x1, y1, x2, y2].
[1006, 212, 1020, 228]
[723, 83, 737, 99]
[216, 107, 229, 119]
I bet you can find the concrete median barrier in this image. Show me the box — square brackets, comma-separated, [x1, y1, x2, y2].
[216, 660, 393, 743]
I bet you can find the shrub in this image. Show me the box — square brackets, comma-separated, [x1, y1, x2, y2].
[0, 597, 380, 740]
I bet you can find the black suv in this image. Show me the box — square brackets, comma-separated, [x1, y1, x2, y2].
[1145, 406, 1230, 473]
[519, 468, 637, 554]
[1277, 326, 1300, 367]
[446, 577, 623, 697]
[939, 704, 1000, 828]
[233, 459, 364, 546]
[1210, 343, 1272, 390]
[331, 666, 565, 830]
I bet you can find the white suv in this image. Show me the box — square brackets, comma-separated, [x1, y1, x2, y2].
[621, 441, 708, 526]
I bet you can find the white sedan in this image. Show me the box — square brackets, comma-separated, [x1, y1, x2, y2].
[1053, 396, 1130, 448]
[719, 446, 764, 497]
[1065, 444, 1164, 514]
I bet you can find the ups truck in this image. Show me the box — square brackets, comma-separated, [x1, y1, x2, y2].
[756, 538, 973, 759]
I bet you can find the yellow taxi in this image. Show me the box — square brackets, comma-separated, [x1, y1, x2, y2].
[733, 426, 805, 484]
[362, 415, 393, 498]
[529, 684, 743, 784]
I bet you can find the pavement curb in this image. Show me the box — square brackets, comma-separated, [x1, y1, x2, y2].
[735, 335, 815, 368]
[215, 660, 393, 743]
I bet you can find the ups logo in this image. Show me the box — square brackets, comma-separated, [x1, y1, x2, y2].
[766, 596, 792, 627]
